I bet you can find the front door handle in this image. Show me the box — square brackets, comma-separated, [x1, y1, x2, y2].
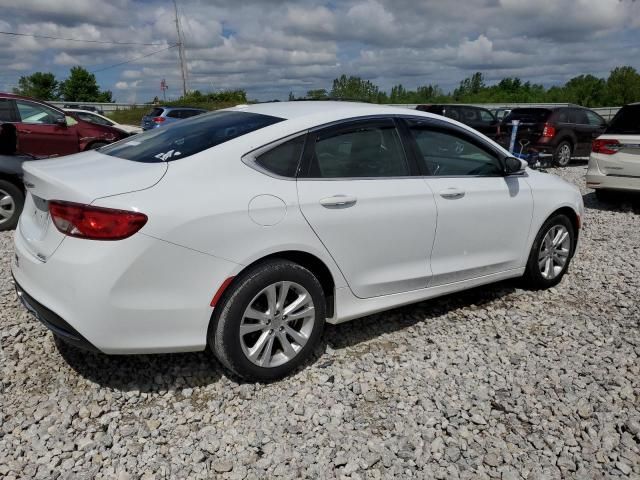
[439, 187, 465, 199]
[319, 195, 357, 208]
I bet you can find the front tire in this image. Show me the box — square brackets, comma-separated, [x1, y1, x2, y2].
[523, 214, 575, 289]
[0, 180, 25, 231]
[210, 259, 326, 382]
[553, 140, 572, 167]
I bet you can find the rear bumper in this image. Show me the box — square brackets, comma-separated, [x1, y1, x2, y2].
[12, 227, 241, 354]
[586, 158, 640, 192]
[14, 278, 99, 352]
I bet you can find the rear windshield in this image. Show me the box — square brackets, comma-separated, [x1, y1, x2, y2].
[606, 105, 640, 134]
[147, 107, 164, 117]
[503, 108, 551, 123]
[100, 110, 284, 162]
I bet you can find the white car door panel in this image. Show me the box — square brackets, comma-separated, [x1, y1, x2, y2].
[425, 176, 532, 285]
[405, 118, 534, 285]
[296, 119, 437, 299]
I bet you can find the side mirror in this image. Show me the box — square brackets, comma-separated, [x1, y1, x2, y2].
[504, 156, 528, 175]
[55, 117, 68, 128]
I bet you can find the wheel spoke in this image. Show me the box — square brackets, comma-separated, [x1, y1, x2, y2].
[258, 334, 275, 367]
[544, 257, 552, 278]
[0, 208, 10, 219]
[277, 331, 297, 359]
[285, 305, 315, 322]
[553, 230, 568, 247]
[555, 248, 570, 258]
[240, 322, 267, 335]
[265, 284, 277, 316]
[284, 324, 308, 346]
[244, 307, 270, 322]
[277, 282, 290, 312]
[0, 195, 13, 207]
[284, 293, 310, 316]
[248, 330, 271, 362]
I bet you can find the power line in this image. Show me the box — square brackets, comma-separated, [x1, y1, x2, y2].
[90, 44, 178, 73]
[0, 30, 166, 46]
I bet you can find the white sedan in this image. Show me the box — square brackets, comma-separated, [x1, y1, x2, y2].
[12, 102, 584, 381]
[64, 108, 143, 135]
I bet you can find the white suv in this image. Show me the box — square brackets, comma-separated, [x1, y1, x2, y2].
[587, 103, 640, 198]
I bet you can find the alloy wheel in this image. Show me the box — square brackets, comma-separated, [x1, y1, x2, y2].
[557, 144, 571, 166]
[0, 189, 16, 226]
[538, 225, 571, 279]
[240, 281, 316, 368]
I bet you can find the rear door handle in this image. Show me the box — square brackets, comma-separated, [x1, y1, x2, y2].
[439, 187, 465, 199]
[319, 195, 357, 208]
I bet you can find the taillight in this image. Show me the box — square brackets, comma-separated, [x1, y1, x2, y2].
[542, 123, 556, 138]
[48, 201, 148, 240]
[592, 139, 620, 155]
[153, 116, 165, 123]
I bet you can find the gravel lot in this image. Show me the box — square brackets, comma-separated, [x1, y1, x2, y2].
[1, 164, 639, 480]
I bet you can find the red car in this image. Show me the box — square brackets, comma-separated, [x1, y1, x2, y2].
[0, 93, 128, 157]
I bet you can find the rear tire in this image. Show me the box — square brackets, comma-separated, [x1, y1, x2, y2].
[522, 214, 575, 289]
[0, 180, 24, 231]
[553, 140, 572, 167]
[209, 259, 326, 382]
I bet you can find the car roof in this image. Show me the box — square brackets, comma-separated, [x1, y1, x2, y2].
[226, 101, 425, 122]
[65, 109, 103, 114]
[0, 92, 65, 112]
[160, 106, 207, 111]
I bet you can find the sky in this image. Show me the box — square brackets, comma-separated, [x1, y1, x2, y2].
[1, 0, 639, 102]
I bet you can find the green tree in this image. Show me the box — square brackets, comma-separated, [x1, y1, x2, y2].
[13, 72, 59, 100]
[330, 75, 381, 102]
[306, 89, 328, 100]
[58, 66, 113, 102]
[605, 66, 640, 105]
[561, 74, 606, 107]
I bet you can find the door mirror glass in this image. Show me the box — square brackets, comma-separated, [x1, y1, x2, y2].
[504, 156, 528, 175]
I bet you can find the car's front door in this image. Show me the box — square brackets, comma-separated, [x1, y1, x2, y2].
[403, 118, 534, 286]
[15, 100, 78, 157]
[296, 118, 437, 299]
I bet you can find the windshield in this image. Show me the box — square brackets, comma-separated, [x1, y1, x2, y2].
[606, 105, 640, 134]
[503, 108, 551, 124]
[100, 110, 284, 162]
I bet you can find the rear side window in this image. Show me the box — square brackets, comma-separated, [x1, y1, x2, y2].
[147, 108, 164, 117]
[606, 105, 640, 134]
[504, 109, 551, 123]
[255, 136, 305, 178]
[585, 111, 605, 127]
[166, 110, 182, 118]
[306, 121, 409, 178]
[100, 111, 284, 162]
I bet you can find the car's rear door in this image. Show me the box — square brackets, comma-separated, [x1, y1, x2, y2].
[403, 117, 533, 285]
[15, 100, 78, 157]
[296, 118, 437, 298]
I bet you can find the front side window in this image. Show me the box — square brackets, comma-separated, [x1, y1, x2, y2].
[407, 121, 502, 176]
[100, 110, 284, 162]
[254, 135, 305, 178]
[307, 122, 409, 178]
[16, 100, 64, 124]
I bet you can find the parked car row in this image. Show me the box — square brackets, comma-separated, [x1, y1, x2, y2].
[418, 104, 608, 167]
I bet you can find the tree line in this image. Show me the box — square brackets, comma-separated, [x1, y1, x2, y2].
[14, 67, 113, 103]
[293, 66, 640, 107]
[14, 64, 640, 107]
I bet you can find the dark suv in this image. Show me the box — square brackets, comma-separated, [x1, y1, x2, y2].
[416, 104, 499, 138]
[497, 107, 607, 166]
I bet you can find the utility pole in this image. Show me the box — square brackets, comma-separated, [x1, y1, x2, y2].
[173, 0, 188, 97]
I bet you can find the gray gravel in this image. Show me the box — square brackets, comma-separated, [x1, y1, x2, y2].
[1, 164, 639, 479]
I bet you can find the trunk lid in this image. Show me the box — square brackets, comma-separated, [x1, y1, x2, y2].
[19, 150, 167, 261]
